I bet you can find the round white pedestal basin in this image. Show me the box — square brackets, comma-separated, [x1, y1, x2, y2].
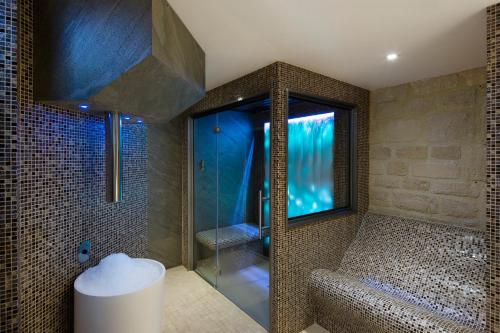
[74, 258, 165, 333]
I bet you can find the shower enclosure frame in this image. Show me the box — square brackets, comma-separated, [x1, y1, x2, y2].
[188, 92, 272, 265]
[179, 62, 371, 333]
[186, 93, 273, 328]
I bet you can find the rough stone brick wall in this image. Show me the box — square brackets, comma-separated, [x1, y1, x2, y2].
[369, 68, 486, 229]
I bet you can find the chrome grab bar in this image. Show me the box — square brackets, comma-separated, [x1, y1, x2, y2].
[258, 190, 270, 240]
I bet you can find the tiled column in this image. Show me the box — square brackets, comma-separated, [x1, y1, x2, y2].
[269, 63, 289, 333]
[0, 0, 18, 332]
[486, 4, 500, 332]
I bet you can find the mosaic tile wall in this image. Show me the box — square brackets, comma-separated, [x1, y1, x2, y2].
[271, 63, 369, 333]
[13, 0, 149, 331]
[333, 110, 350, 210]
[181, 62, 369, 333]
[0, 0, 18, 331]
[486, 4, 500, 332]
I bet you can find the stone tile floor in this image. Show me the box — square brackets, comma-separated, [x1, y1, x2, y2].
[163, 266, 329, 333]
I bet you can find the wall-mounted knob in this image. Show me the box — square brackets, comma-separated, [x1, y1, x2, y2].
[78, 240, 91, 263]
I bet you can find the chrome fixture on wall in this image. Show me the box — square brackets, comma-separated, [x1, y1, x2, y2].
[106, 112, 123, 203]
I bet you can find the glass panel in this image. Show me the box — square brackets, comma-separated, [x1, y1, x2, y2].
[193, 113, 219, 286]
[216, 101, 271, 330]
[284, 95, 351, 223]
[264, 111, 339, 219]
[287, 112, 335, 217]
[192, 97, 271, 330]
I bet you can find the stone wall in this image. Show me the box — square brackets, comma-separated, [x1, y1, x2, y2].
[148, 119, 183, 268]
[369, 68, 486, 229]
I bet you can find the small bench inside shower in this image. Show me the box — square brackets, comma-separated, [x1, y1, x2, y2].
[309, 213, 487, 333]
[196, 223, 260, 250]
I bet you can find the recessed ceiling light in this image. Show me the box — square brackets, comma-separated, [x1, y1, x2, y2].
[386, 53, 399, 61]
[237, 97, 243, 101]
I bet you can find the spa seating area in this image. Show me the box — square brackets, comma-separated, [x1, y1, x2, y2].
[309, 214, 486, 333]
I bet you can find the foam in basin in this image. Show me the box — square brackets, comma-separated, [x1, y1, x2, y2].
[76, 253, 161, 297]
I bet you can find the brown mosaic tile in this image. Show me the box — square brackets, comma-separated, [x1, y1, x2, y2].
[271, 63, 369, 333]
[310, 214, 487, 333]
[486, 4, 500, 333]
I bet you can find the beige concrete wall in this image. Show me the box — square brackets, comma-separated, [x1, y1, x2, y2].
[369, 68, 486, 229]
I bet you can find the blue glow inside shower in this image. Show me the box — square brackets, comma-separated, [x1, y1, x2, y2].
[264, 112, 334, 218]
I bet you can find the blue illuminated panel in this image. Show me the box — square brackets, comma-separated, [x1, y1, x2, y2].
[264, 112, 334, 219]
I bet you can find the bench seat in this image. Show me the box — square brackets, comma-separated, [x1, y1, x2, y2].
[196, 223, 259, 251]
[309, 214, 486, 333]
[310, 270, 480, 333]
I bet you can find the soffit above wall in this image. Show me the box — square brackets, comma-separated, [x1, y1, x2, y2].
[34, 0, 205, 122]
[168, 0, 494, 90]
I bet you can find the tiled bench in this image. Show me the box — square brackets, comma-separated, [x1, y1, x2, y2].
[309, 214, 487, 333]
[196, 223, 259, 251]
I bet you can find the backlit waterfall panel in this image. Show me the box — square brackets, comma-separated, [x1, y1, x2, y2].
[264, 112, 334, 218]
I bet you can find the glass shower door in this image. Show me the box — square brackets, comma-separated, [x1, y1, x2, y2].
[193, 113, 219, 286]
[216, 109, 270, 330]
[192, 98, 271, 330]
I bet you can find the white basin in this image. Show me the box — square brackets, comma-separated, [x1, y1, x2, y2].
[74, 258, 165, 333]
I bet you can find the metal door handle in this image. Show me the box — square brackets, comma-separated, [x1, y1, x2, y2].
[258, 190, 270, 239]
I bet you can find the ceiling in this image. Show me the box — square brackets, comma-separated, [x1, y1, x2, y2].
[168, 0, 496, 91]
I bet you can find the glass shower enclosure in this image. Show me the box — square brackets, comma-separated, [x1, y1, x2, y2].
[192, 96, 271, 329]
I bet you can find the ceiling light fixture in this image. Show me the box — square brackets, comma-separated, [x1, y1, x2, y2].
[237, 97, 243, 101]
[386, 53, 399, 61]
